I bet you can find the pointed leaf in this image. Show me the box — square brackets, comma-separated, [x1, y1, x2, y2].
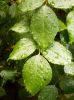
[58, 19, 66, 32]
[11, 15, 30, 33]
[8, 38, 36, 60]
[38, 85, 58, 100]
[22, 54, 52, 95]
[31, 5, 59, 49]
[67, 10, 74, 43]
[43, 42, 72, 65]
[48, 0, 74, 9]
[18, 0, 45, 12]
[64, 62, 74, 76]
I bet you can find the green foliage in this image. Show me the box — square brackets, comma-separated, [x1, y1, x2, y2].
[30, 5, 59, 49]
[38, 85, 58, 100]
[0, 70, 17, 81]
[18, 0, 45, 12]
[22, 54, 52, 95]
[8, 38, 36, 60]
[10, 14, 30, 33]
[59, 77, 74, 93]
[67, 10, 74, 43]
[58, 19, 66, 32]
[43, 42, 72, 65]
[0, 0, 74, 99]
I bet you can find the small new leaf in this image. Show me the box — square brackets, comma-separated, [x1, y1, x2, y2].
[22, 54, 52, 95]
[43, 42, 72, 65]
[8, 38, 36, 60]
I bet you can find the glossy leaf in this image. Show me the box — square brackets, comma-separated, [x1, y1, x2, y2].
[64, 62, 74, 76]
[22, 54, 52, 95]
[38, 85, 58, 100]
[18, 0, 45, 12]
[67, 10, 74, 43]
[8, 38, 36, 60]
[31, 5, 59, 49]
[48, 0, 74, 9]
[43, 42, 72, 65]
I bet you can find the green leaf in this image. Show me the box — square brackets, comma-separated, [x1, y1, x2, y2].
[58, 19, 66, 32]
[48, 0, 74, 9]
[11, 21, 29, 33]
[0, 87, 6, 97]
[64, 62, 74, 76]
[18, 0, 45, 12]
[10, 15, 30, 33]
[59, 77, 74, 93]
[8, 38, 36, 60]
[43, 42, 72, 65]
[11, 22, 29, 33]
[67, 10, 74, 43]
[22, 54, 52, 95]
[0, 70, 17, 81]
[38, 85, 58, 100]
[31, 5, 59, 49]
